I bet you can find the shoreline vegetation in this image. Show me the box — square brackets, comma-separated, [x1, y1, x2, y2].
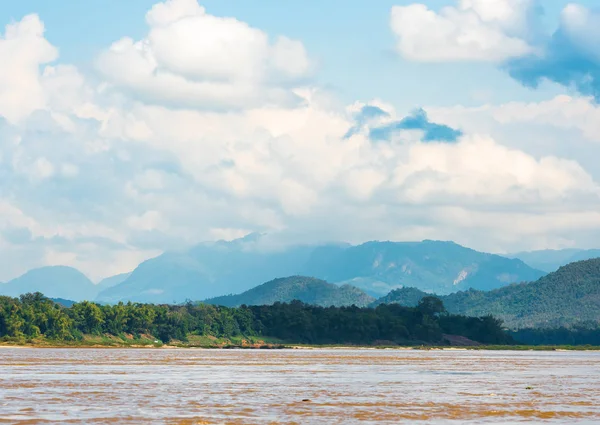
[2, 339, 599, 351]
[2, 292, 599, 350]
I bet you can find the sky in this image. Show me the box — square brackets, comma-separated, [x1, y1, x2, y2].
[1, 0, 600, 281]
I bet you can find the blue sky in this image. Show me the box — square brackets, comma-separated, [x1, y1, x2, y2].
[1, 0, 592, 108]
[1, 0, 600, 280]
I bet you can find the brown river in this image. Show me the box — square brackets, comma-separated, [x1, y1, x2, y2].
[1, 348, 599, 424]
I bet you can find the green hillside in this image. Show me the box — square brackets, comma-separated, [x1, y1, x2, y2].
[373, 258, 600, 329]
[205, 276, 375, 308]
[373, 287, 427, 308]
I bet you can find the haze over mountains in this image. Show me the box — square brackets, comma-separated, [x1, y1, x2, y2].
[94, 237, 544, 303]
[0, 266, 97, 301]
[96, 273, 132, 293]
[301, 240, 543, 295]
[509, 249, 600, 273]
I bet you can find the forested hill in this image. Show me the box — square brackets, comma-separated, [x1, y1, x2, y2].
[0, 293, 512, 346]
[204, 276, 374, 308]
[373, 258, 600, 329]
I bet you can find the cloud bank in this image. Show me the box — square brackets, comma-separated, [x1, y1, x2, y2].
[1, 0, 600, 281]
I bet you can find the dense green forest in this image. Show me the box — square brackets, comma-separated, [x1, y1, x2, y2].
[0, 292, 512, 346]
[205, 276, 374, 308]
[375, 258, 600, 329]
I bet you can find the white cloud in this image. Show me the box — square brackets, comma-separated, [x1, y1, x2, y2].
[208, 227, 252, 241]
[393, 135, 596, 203]
[127, 211, 167, 231]
[484, 96, 600, 142]
[391, 2, 600, 101]
[278, 179, 318, 216]
[390, 0, 536, 62]
[0, 201, 38, 236]
[0, 14, 58, 123]
[96, 0, 311, 110]
[559, 4, 600, 62]
[426, 95, 600, 180]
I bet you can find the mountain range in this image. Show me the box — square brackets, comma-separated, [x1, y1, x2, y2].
[300, 240, 544, 295]
[2, 237, 598, 306]
[373, 258, 600, 329]
[94, 237, 544, 303]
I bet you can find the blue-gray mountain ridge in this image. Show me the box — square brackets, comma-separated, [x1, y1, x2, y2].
[0, 267, 128, 302]
[509, 249, 600, 273]
[2, 238, 557, 304]
[95, 237, 545, 303]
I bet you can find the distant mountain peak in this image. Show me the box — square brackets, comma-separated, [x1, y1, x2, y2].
[1, 265, 96, 301]
[13, 265, 90, 280]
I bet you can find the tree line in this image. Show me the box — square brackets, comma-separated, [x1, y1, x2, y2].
[1, 292, 515, 345]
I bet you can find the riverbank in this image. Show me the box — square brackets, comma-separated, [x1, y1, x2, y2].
[0, 334, 287, 349]
[2, 337, 600, 351]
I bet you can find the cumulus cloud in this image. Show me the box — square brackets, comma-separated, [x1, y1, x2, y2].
[96, 0, 311, 110]
[392, 134, 596, 203]
[0, 14, 58, 123]
[506, 4, 600, 101]
[390, 0, 538, 62]
[344, 105, 390, 139]
[391, 1, 600, 101]
[426, 95, 600, 180]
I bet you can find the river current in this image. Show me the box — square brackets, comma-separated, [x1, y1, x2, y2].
[1, 348, 599, 424]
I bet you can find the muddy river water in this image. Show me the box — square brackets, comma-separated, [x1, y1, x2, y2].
[0, 348, 599, 424]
